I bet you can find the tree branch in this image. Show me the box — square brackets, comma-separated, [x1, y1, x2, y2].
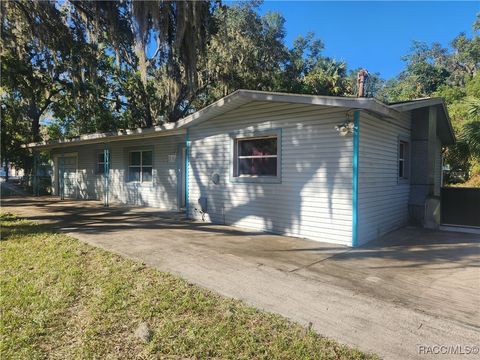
[38, 87, 63, 117]
[99, 95, 128, 107]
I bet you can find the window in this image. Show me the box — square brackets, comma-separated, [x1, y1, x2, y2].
[234, 136, 278, 177]
[62, 156, 76, 167]
[96, 153, 110, 175]
[398, 140, 409, 180]
[128, 150, 153, 182]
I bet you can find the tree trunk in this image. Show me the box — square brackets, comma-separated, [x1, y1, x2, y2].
[31, 115, 41, 143]
[28, 99, 42, 142]
[139, 84, 153, 128]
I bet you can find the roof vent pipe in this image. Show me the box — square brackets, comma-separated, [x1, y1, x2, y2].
[357, 69, 369, 97]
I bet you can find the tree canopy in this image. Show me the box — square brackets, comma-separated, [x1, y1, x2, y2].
[378, 14, 480, 184]
[1, 1, 478, 185]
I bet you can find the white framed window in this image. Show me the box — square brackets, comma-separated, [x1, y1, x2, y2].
[398, 140, 409, 180]
[128, 150, 153, 182]
[233, 135, 278, 178]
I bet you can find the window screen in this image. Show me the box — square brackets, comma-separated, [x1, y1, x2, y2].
[235, 136, 278, 177]
[128, 150, 153, 182]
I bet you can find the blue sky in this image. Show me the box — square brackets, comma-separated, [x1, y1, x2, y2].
[256, 1, 479, 79]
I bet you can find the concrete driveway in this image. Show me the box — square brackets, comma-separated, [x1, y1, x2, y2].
[2, 197, 479, 359]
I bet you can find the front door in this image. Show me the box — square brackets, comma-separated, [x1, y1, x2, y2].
[58, 156, 78, 198]
[177, 146, 186, 209]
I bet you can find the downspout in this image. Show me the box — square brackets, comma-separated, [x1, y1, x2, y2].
[352, 111, 360, 247]
[103, 144, 110, 207]
[185, 128, 190, 219]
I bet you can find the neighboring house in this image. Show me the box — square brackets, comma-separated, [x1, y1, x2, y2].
[28, 90, 455, 247]
[0, 163, 25, 179]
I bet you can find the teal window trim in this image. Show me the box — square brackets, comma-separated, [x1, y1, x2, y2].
[352, 111, 360, 247]
[229, 128, 283, 184]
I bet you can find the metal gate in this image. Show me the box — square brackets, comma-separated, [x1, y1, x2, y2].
[441, 187, 480, 227]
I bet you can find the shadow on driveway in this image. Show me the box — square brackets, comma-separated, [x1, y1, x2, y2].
[2, 196, 479, 329]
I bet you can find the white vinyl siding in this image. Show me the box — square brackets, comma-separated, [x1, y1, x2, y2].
[51, 135, 183, 209]
[357, 111, 412, 245]
[187, 101, 353, 246]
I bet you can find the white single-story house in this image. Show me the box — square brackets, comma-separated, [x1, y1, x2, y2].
[28, 90, 455, 247]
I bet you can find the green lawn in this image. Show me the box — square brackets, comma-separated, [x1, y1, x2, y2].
[0, 213, 376, 360]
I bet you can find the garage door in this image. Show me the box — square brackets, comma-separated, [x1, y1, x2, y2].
[58, 156, 78, 198]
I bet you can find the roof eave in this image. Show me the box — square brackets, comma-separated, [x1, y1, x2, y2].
[389, 97, 444, 111]
[391, 97, 455, 145]
[439, 101, 456, 145]
[26, 89, 410, 150]
[26, 127, 186, 150]
[240, 90, 403, 120]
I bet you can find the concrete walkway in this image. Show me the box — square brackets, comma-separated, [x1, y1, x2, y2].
[2, 197, 479, 359]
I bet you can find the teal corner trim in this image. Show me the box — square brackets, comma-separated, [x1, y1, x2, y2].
[103, 144, 110, 207]
[279, 127, 283, 179]
[352, 111, 360, 247]
[33, 151, 39, 196]
[176, 143, 182, 211]
[185, 129, 191, 218]
[60, 153, 65, 200]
